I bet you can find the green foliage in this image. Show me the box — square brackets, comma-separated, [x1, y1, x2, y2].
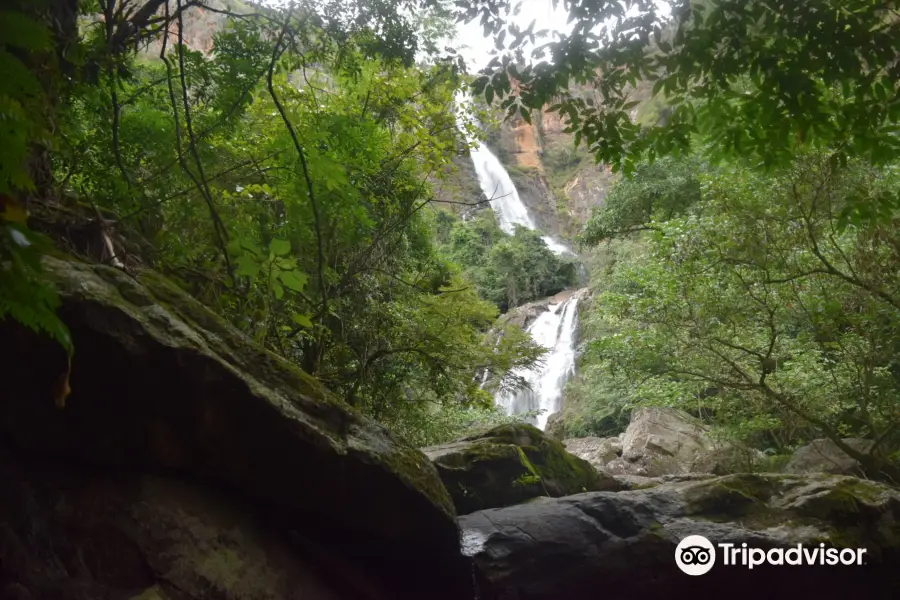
[383, 402, 543, 448]
[579, 155, 704, 246]
[6, 1, 545, 439]
[542, 144, 589, 196]
[0, 223, 72, 355]
[0, 6, 55, 194]
[0, 4, 70, 356]
[461, 0, 900, 179]
[438, 209, 578, 311]
[576, 151, 900, 455]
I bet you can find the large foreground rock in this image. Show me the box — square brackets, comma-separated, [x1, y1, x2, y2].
[422, 424, 622, 514]
[0, 257, 470, 599]
[0, 451, 383, 599]
[462, 472, 900, 599]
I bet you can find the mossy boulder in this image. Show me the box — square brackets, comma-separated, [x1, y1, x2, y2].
[672, 473, 900, 556]
[0, 256, 470, 599]
[421, 423, 623, 514]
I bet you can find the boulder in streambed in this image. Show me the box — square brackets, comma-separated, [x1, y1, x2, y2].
[784, 438, 876, 476]
[422, 423, 623, 515]
[566, 407, 763, 477]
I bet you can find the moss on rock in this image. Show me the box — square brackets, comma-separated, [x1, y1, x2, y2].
[666, 472, 900, 557]
[423, 423, 624, 514]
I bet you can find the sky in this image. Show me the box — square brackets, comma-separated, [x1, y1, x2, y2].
[452, 0, 575, 71]
[257, 0, 672, 73]
[452, 0, 673, 71]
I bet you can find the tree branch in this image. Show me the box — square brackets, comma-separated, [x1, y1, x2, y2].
[266, 5, 329, 328]
[174, 0, 234, 283]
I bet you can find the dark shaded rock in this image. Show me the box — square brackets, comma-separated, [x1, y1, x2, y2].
[0, 451, 370, 599]
[785, 438, 875, 476]
[461, 472, 900, 600]
[0, 256, 469, 599]
[422, 424, 623, 514]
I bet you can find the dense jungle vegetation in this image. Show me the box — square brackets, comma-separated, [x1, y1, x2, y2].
[3, 0, 900, 472]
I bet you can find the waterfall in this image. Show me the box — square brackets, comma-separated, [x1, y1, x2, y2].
[494, 295, 580, 429]
[468, 142, 575, 257]
[468, 143, 536, 234]
[457, 104, 586, 429]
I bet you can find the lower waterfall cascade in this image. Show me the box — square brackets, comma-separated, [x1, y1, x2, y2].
[494, 292, 581, 429]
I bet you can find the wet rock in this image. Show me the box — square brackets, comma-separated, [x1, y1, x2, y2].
[497, 288, 587, 332]
[462, 472, 900, 599]
[422, 424, 623, 515]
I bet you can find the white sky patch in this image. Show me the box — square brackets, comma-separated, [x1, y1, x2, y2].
[454, 0, 572, 71]
[256, 0, 671, 72]
[451, 0, 672, 71]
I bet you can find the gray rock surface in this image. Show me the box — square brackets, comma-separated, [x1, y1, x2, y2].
[785, 438, 875, 476]
[566, 407, 762, 477]
[563, 435, 623, 469]
[462, 472, 900, 599]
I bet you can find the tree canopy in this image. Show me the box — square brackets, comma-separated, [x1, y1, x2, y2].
[572, 149, 900, 478]
[462, 0, 900, 176]
[0, 0, 557, 446]
[4, 0, 900, 466]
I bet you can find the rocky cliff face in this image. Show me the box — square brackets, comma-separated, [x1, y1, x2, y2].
[132, 0, 256, 56]
[480, 79, 666, 242]
[483, 107, 617, 241]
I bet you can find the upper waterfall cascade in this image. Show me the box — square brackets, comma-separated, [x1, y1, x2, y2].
[461, 116, 584, 430]
[468, 142, 575, 256]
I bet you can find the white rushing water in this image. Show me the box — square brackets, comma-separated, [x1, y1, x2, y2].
[458, 103, 583, 429]
[468, 142, 575, 257]
[494, 295, 580, 429]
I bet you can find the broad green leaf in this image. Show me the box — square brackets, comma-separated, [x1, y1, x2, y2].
[235, 255, 260, 278]
[270, 238, 291, 256]
[279, 269, 308, 292]
[291, 313, 313, 328]
[0, 12, 52, 51]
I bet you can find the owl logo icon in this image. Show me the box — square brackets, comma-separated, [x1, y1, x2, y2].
[675, 535, 716, 575]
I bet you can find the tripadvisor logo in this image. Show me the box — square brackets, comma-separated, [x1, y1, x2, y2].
[675, 535, 868, 575]
[676, 535, 716, 575]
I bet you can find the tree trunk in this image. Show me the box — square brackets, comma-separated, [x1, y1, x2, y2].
[17, 0, 80, 204]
